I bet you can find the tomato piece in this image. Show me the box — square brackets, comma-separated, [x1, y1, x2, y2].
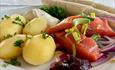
[89, 17, 115, 36]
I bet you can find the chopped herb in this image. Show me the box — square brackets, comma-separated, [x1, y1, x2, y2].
[4, 34, 13, 39]
[1, 63, 8, 67]
[41, 31, 49, 39]
[5, 58, 21, 66]
[14, 39, 24, 47]
[12, 21, 24, 27]
[1, 15, 10, 20]
[12, 16, 24, 27]
[40, 6, 68, 20]
[91, 34, 101, 41]
[15, 16, 21, 21]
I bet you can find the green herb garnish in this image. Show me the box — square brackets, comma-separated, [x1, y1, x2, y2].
[1, 15, 10, 20]
[5, 58, 21, 66]
[3, 34, 13, 39]
[40, 6, 68, 20]
[15, 16, 21, 21]
[41, 32, 49, 39]
[12, 16, 24, 27]
[14, 39, 24, 47]
[91, 34, 101, 41]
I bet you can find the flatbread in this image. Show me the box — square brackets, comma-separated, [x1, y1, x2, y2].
[62, 0, 115, 14]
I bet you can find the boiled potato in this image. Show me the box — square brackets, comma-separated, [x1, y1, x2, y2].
[11, 14, 26, 24]
[23, 34, 56, 65]
[23, 17, 47, 35]
[0, 35, 27, 59]
[0, 14, 26, 41]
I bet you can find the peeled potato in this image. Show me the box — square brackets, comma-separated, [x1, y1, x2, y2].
[11, 14, 26, 24]
[0, 35, 26, 59]
[23, 17, 47, 35]
[23, 34, 56, 65]
[0, 14, 26, 41]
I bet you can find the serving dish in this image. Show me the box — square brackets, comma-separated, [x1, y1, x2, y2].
[0, 0, 115, 70]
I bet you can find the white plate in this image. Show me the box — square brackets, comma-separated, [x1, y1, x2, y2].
[0, 6, 115, 70]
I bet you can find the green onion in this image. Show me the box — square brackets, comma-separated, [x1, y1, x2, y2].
[72, 32, 81, 44]
[91, 34, 101, 41]
[72, 44, 76, 57]
[73, 18, 90, 35]
[81, 13, 94, 21]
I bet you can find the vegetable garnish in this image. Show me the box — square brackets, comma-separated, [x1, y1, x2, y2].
[12, 16, 24, 27]
[91, 34, 101, 41]
[90, 13, 96, 18]
[65, 26, 81, 44]
[5, 58, 21, 66]
[3, 34, 13, 39]
[1, 15, 10, 20]
[73, 18, 90, 35]
[41, 31, 49, 39]
[81, 13, 94, 21]
[14, 39, 24, 47]
[72, 44, 76, 57]
[72, 32, 81, 44]
[40, 6, 68, 20]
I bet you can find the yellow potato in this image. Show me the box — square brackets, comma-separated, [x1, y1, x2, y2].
[0, 14, 26, 41]
[0, 35, 26, 59]
[23, 34, 56, 65]
[11, 14, 26, 24]
[23, 17, 47, 35]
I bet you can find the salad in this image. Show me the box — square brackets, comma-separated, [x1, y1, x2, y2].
[0, 6, 115, 70]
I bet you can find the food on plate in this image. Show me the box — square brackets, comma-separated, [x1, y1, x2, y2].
[0, 35, 26, 59]
[23, 33, 56, 65]
[0, 4, 115, 70]
[11, 14, 26, 25]
[25, 9, 60, 27]
[0, 15, 26, 41]
[46, 13, 115, 62]
[23, 17, 47, 35]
